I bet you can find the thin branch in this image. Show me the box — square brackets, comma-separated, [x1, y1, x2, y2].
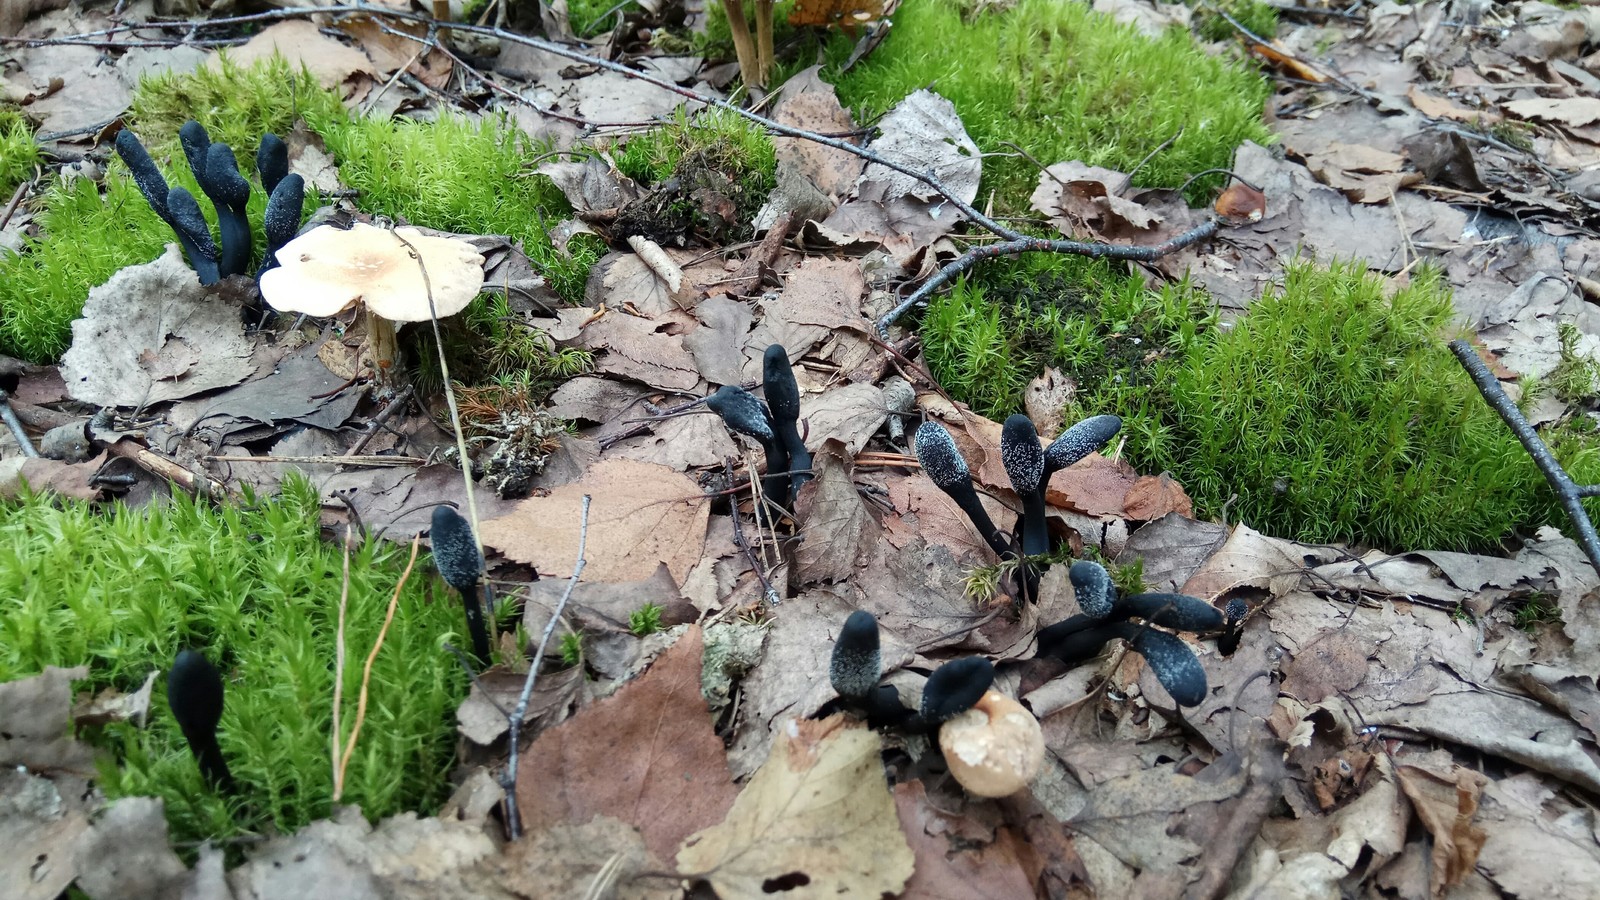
[503, 494, 591, 839]
[331, 532, 352, 801]
[0, 390, 39, 458]
[1449, 339, 1600, 575]
[336, 534, 421, 795]
[876, 219, 1222, 337]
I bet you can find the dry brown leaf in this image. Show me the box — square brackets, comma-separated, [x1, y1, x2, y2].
[1474, 773, 1600, 899]
[1405, 85, 1499, 124]
[1116, 513, 1228, 593]
[72, 668, 156, 728]
[516, 626, 738, 861]
[1121, 473, 1192, 521]
[788, 0, 886, 28]
[1046, 453, 1136, 518]
[1248, 41, 1328, 82]
[224, 20, 376, 91]
[796, 382, 886, 456]
[60, 247, 253, 408]
[1303, 141, 1421, 204]
[72, 798, 197, 900]
[479, 458, 710, 584]
[1213, 181, 1266, 222]
[338, 16, 452, 90]
[558, 308, 701, 392]
[894, 781, 1040, 899]
[1181, 523, 1309, 600]
[766, 66, 862, 201]
[0, 454, 106, 501]
[1395, 755, 1488, 896]
[1279, 631, 1374, 704]
[455, 665, 582, 746]
[0, 768, 91, 900]
[1065, 762, 1248, 871]
[792, 441, 877, 585]
[1030, 162, 1163, 239]
[1023, 367, 1074, 437]
[1504, 96, 1600, 128]
[678, 715, 915, 897]
[496, 816, 675, 900]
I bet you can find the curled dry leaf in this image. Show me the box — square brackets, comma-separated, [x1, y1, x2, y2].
[677, 714, 915, 898]
[1213, 181, 1267, 222]
[479, 458, 710, 584]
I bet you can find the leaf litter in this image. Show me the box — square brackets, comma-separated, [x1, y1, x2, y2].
[6, 1, 1600, 897]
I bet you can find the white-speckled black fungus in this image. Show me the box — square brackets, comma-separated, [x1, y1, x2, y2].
[1068, 560, 1117, 619]
[830, 610, 882, 701]
[1043, 414, 1123, 479]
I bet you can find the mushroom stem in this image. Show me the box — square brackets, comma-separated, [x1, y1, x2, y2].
[706, 385, 790, 514]
[168, 649, 235, 793]
[754, 0, 775, 87]
[365, 309, 403, 385]
[720, 0, 763, 89]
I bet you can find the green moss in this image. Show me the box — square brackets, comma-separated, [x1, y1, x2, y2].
[1143, 263, 1562, 552]
[606, 106, 778, 240]
[629, 602, 665, 636]
[922, 252, 1209, 423]
[131, 55, 348, 172]
[320, 112, 594, 300]
[0, 107, 40, 196]
[1195, 0, 1279, 42]
[0, 479, 467, 844]
[826, 0, 1271, 208]
[411, 292, 595, 397]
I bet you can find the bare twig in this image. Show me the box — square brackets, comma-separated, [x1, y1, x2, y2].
[336, 534, 420, 796]
[345, 385, 415, 457]
[0, 390, 38, 458]
[1449, 339, 1600, 575]
[503, 494, 591, 839]
[331, 533, 353, 800]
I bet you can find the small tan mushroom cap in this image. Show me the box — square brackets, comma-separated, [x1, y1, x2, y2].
[259, 223, 486, 321]
[938, 690, 1045, 797]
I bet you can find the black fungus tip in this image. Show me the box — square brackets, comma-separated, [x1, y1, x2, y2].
[1130, 628, 1208, 707]
[1044, 414, 1122, 475]
[168, 649, 225, 736]
[256, 133, 289, 195]
[763, 344, 801, 425]
[706, 386, 774, 442]
[179, 120, 211, 180]
[430, 505, 483, 594]
[830, 610, 882, 701]
[1069, 560, 1116, 619]
[1224, 598, 1249, 625]
[204, 143, 251, 207]
[1000, 414, 1044, 493]
[920, 657, 995, 723]
[914, 422, 970, 490]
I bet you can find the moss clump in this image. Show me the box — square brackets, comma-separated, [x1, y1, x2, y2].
[826, 0, 1272, 208]
[922, 252, 1209, 425]
[320, 112, 597, 300]
[132, 56, 348, 170]
[0, 479, 467, 844]
[1144, 263, 1571, 552]
[1195, 0, 1279, 43]
[411, 292, 595, 398]
[606, 107, 778, 243]
[0, 107, 39, 196]
[0, 58, 343, 363]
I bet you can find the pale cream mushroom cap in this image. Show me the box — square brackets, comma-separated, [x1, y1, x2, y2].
[259, 223, 486, 321]
[938, 690, 1045, 797]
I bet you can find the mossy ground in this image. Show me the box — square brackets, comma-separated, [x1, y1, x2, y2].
[824, 0, 1273, 207]
[0, 480, 467, 845]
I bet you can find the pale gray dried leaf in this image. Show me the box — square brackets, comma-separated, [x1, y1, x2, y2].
[797, 382, 886, 457]
[1029, 161, 1163, 238]
[856, 89, 981, 204]
[544, 376, 653, 427]
[559, 309, 700, 392]
[1478, 272, 1600, 380]
[605, 411, 738, 471]
[769, 66, 863, 200]
[1117, 513, 1228, 593]
[60, 246, 253, 407]
[683, 293, 755, 386]
[72, 668, 157, 728]
[73, 797, 192, 900]
[535, 154, 640, 214]
[1474, 773, 1600, 900]
[0, 665, 93, 773]
[227, 808, 498, 900]
[1066, 763, 1247, 871]
[0, 769, 91, 900]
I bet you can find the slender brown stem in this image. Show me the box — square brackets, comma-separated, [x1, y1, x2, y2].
[722, 0, 761, 89]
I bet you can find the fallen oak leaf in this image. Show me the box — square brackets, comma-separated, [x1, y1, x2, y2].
[677, 714, 914, 897]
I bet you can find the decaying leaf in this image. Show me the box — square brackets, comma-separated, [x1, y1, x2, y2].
[1121, 473, 1192, 521]
[479, 458, 710, 584]
[678, 715, 914, 898]
[1395, 753, 1488, 896]
[60, 246, 254, 408]
[0, 768, 91, 900]
[515, 626, 738, 861]
[0, 665, 94, 773]
[894, 781, 1040, 899]
[72, 798, 194, 900]
[72, 668, 157, 728]
[1030, 162, 1164, 239]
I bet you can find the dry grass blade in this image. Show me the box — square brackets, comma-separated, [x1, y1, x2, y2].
[336, 534, 421, 792]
